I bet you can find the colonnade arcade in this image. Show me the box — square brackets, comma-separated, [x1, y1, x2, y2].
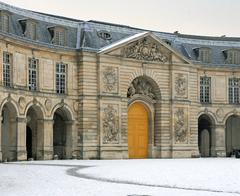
[0, 101, 74, 161]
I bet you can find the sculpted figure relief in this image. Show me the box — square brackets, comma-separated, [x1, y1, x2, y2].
[102, 67, 118, 93]
[175, 74, 187, 97]
[127, 77, 155, 99]
[174, 108, 187, 143]
[124, 38, 168, 63]
[102, 104, 119, 144]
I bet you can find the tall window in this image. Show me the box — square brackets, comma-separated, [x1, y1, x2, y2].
[200, 76, 211, 103]
[28, 58, 38, 91]
[56, 62, 66, 94]
[229, 78, 240, 104]
[1, 13, 9, 32]
[3, 52, 12, 87]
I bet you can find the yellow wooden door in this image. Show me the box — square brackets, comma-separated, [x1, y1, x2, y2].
[128, 102, 148, 158]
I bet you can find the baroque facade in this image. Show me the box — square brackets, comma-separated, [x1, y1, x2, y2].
[0, 2, 240, 161]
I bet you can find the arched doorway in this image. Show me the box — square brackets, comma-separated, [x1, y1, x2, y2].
[198, 115, 212, 157]
[1, 102, 17, 161]
[26, 105, 44, 160]
[226, 115, 240, 157]
[128, 102, 149, 158]
[53, 107, 73, 159]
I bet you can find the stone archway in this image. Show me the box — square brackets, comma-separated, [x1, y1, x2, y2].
[198, 114, 213, 157]
[1, 102, 18, 161]
[226, 115, 240, 157]
[128, 102, 149, 158]
[53, 107, 73, 159]
[26, 105, 44, 160]
[127, 76, 161, 158]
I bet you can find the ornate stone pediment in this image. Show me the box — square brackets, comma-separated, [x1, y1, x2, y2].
[122, 37, 169, 63]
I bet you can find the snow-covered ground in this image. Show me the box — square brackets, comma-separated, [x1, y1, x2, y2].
[0, 158, 239, 196]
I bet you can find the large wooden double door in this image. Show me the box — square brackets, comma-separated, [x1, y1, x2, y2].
[128, 102, 149, 158]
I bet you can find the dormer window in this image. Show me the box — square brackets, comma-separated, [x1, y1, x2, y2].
[19, 19, 37, 40]
[224, 49, 240, 65]
[48, 26, 67, 46]
[194, 47, 211, 63]
[0, 11, 10, 32]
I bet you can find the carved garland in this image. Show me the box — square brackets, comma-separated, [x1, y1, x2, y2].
[123, 38, 168, 63]
[175, 73, 187, 97]
[174, 108, 187, 143]
[102, 104, 119, 144]
[102, 67, 118, 93]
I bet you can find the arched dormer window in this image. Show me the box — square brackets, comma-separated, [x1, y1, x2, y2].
[194, 47, 211, 63]
[48, 26, 67, 46]
[223, 49, 240, 65]
[19, 19, 37, 40]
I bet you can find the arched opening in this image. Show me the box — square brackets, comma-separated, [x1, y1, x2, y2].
[198, 115, 212, 157]
[128, 102, 149, 158]
[26, 105, 44, 160]
[226, 115, 240, 157]
[1, 102, 17, 161]
[53, 107, 73, 159]
[26, 126, 32, 159]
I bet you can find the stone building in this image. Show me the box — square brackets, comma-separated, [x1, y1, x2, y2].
[0, 2, 240, 161]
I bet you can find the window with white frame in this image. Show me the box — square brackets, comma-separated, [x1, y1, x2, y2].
[229, 78, 240, 104]
[200, 76, 211, 103]
[198, 48, 211, 63]
[56, 62, 66, 94]
[3, 52, 12, 87]
[28, 58, 38, 91]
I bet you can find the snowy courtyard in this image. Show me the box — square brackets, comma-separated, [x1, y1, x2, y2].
[0, 158, 239, 196]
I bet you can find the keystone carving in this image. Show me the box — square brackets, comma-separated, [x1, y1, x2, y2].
[123, 38, 168, 63]
[102, 104, 119, 144]
[45, 99, 52, 111]
[127, 77, 155, 99]
[174, 108, 188, 143]
[102, 66, 118, 93]
[18, 97, 26, 109]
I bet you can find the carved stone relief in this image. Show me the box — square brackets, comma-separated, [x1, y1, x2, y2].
[102, 66, 118, 93]
[175, 73, 188, 98]
[102, 104, 119, 144]
[123, 38, 169, 63]
[127, 77, 155, 99]
[174, 108, 188, 143]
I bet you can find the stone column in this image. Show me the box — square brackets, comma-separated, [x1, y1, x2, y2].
[36, 119, 44, 160]
[16, 117, 27, 161]
[43, 119, 54, 160]
[215, 124, 226, 157]
[65, 120, 74, 159]
[0, 116, 2, 162]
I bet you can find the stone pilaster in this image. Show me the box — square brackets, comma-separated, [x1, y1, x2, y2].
[43, 119, 54, 160]
[16, 117, 27, 161]
[65, 120, 74, 159]
[215, 124, 226, 157]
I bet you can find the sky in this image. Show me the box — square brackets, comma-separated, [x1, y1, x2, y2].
[1, 0, 239, 37]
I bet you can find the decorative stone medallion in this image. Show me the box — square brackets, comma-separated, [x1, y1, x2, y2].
[175, 73, 187, 98]
[45, 99, 52, 111]
[102, 104, 119, 144]
[102, 66, 118, 93]
[123, 38, 168, 63]
[216, 108, 224, 119]
[18, 97, 26, 109]
[174, 108, 188, 143]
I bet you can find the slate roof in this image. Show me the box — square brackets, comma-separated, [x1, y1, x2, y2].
[0, 1, 240, 67]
